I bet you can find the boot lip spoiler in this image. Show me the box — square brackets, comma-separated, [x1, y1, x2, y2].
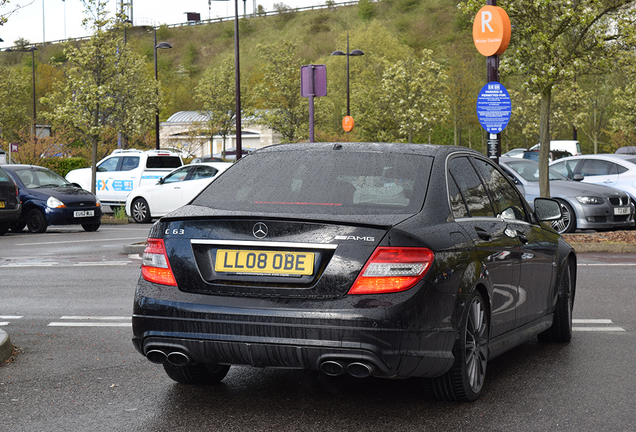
[190, 239, 338, 249]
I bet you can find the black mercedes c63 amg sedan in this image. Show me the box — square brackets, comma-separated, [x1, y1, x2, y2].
[132, 143, 576, 402]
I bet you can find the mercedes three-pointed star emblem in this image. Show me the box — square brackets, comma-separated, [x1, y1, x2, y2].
[253, 222, 268, 239]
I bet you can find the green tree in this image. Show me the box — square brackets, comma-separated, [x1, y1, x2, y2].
[0, 65, 29, 143]
[460, 0, 636, 197]
[41, 0, 158, 194]
[379, 50, 449, 143]
[330, 22, 410, 141]
[250, 40, 307, 143]
[195, 57, 237, 158]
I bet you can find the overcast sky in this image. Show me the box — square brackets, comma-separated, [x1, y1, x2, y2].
[1, 0, 331, 49]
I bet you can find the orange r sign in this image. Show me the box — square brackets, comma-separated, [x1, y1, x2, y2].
[473, 6, 511, 57]
[342, 116, 355, 132]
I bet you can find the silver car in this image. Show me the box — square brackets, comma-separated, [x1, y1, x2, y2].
[549, 153, 636, 201]
[500, 157, 635, 233]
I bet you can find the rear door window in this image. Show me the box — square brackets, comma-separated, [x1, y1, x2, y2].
[447, 157, 495, 218]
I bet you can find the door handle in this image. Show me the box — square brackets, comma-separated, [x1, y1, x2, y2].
[516, 231, 528, 244]
[475, 227, 491, 241]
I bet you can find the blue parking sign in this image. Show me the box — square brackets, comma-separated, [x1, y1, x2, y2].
[476, 82, 511, 133]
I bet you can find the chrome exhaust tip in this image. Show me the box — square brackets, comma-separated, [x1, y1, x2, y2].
[167, 351, 190, 366]
[146, 349, 168, 364]
[320, 360, 345, 376]
[347, 362, 373, 378]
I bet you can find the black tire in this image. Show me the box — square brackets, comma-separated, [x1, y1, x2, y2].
[163, 362, 230, 385]
[10, 220, 26, 232]
[82, 222, 101, 232]
[131, 198, 152, 223]
[538, 261, 574, 343]
[0, 223, 8, 235]
[429, 291, 489, 402]
[551, 200, 576, 234]
[26, 208, 48, 233]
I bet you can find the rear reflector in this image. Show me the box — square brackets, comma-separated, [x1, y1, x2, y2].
[348, 247, 434, 295]
[141, 238, 177, 286]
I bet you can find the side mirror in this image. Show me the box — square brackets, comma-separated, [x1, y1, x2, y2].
[573, 174, 584, 181]
[534, 198, 562, 221]
[157, 178, 165, 185]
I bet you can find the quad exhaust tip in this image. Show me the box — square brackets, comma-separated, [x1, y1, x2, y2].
[145, 348, 191, 366]
[319, 360, 375, 378]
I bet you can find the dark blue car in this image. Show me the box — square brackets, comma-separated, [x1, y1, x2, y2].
[1, 164, 102, 233]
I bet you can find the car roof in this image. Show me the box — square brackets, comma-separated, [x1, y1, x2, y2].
[550, 153, 636, 165]
[255, 142, 473, 158]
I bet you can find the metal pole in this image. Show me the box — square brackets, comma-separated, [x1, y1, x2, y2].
[487, 0, 500, 164]
[346, 32, 350, 117]
[31, 49, 36, 139]
[234, 0, 243, 160]
[309, 65, 315, 143]
[154, 28, 160, 150]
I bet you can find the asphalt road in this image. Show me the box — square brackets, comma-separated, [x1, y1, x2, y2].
[1, 225, 635, 431]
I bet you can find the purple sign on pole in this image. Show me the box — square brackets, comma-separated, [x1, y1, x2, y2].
[301, 65, 327, 97]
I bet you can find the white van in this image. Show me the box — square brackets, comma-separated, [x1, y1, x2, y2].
[529, 140, 582, 156]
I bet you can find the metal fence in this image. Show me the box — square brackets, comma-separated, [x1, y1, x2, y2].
[34, 1, 360, 48]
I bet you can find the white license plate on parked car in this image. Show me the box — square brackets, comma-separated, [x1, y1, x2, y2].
[614, 207, 630, 215]
[74, 210, 95, 218]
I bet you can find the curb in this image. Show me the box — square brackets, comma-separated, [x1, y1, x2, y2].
[0, 329, 11, 364]
[568, 242, 636, 254]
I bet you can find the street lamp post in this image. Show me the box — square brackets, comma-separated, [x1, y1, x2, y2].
[154, 28, 172, 150]
[331, 32, 364, 118]
[211, 0, 242, 160]
[5, 46, 38, 139]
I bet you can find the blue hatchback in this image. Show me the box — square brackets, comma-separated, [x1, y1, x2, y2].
[1, 164, 102, 233]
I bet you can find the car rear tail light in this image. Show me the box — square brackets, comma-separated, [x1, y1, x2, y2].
[142, 238, 177, 286]
[348, 247, 434, 295]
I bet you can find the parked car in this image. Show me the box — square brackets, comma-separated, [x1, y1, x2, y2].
[1, 164, 102, 233]
[125, 162, 232, 223]
[529, 140, 582, 156]
[615, 146, 636, 155]
[499, 157, 634, 233]
[501, 148, 527, 158]
[190, 155, 224, 164]
[549, 154, 636, 201]
[522, 149, 572, 162]
[132, 142, 576, 402]
[212, 147, 255, 160]
[65, 149, 183, 207]
[0, 166, 22, 235]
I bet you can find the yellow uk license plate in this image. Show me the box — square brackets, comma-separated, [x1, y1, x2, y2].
[0, 201, 5, 208]
[215, 249, 315, 275]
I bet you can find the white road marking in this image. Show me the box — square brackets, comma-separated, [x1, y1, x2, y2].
[1, 261, 132, 268]
[60, 316, 131, 320]
[48, 316, 132, 327]
[573, 327, 626, 332]
[573, 318, 626, 332]
[578, 263, 636, 266]
[0, 316, 23, 319]
[0, 322, 9, 327]
[48, 322, 132, 327]
[573, 319, 613, 324]
[15, 237, 147, 246]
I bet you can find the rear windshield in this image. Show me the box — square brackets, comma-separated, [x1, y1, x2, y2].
[192, 151, 433, 215]
[146, 156, 182, 169]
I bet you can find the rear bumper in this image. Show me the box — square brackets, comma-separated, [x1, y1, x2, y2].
[0, 204, 22, 223]
[132, 279, 457, 379]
